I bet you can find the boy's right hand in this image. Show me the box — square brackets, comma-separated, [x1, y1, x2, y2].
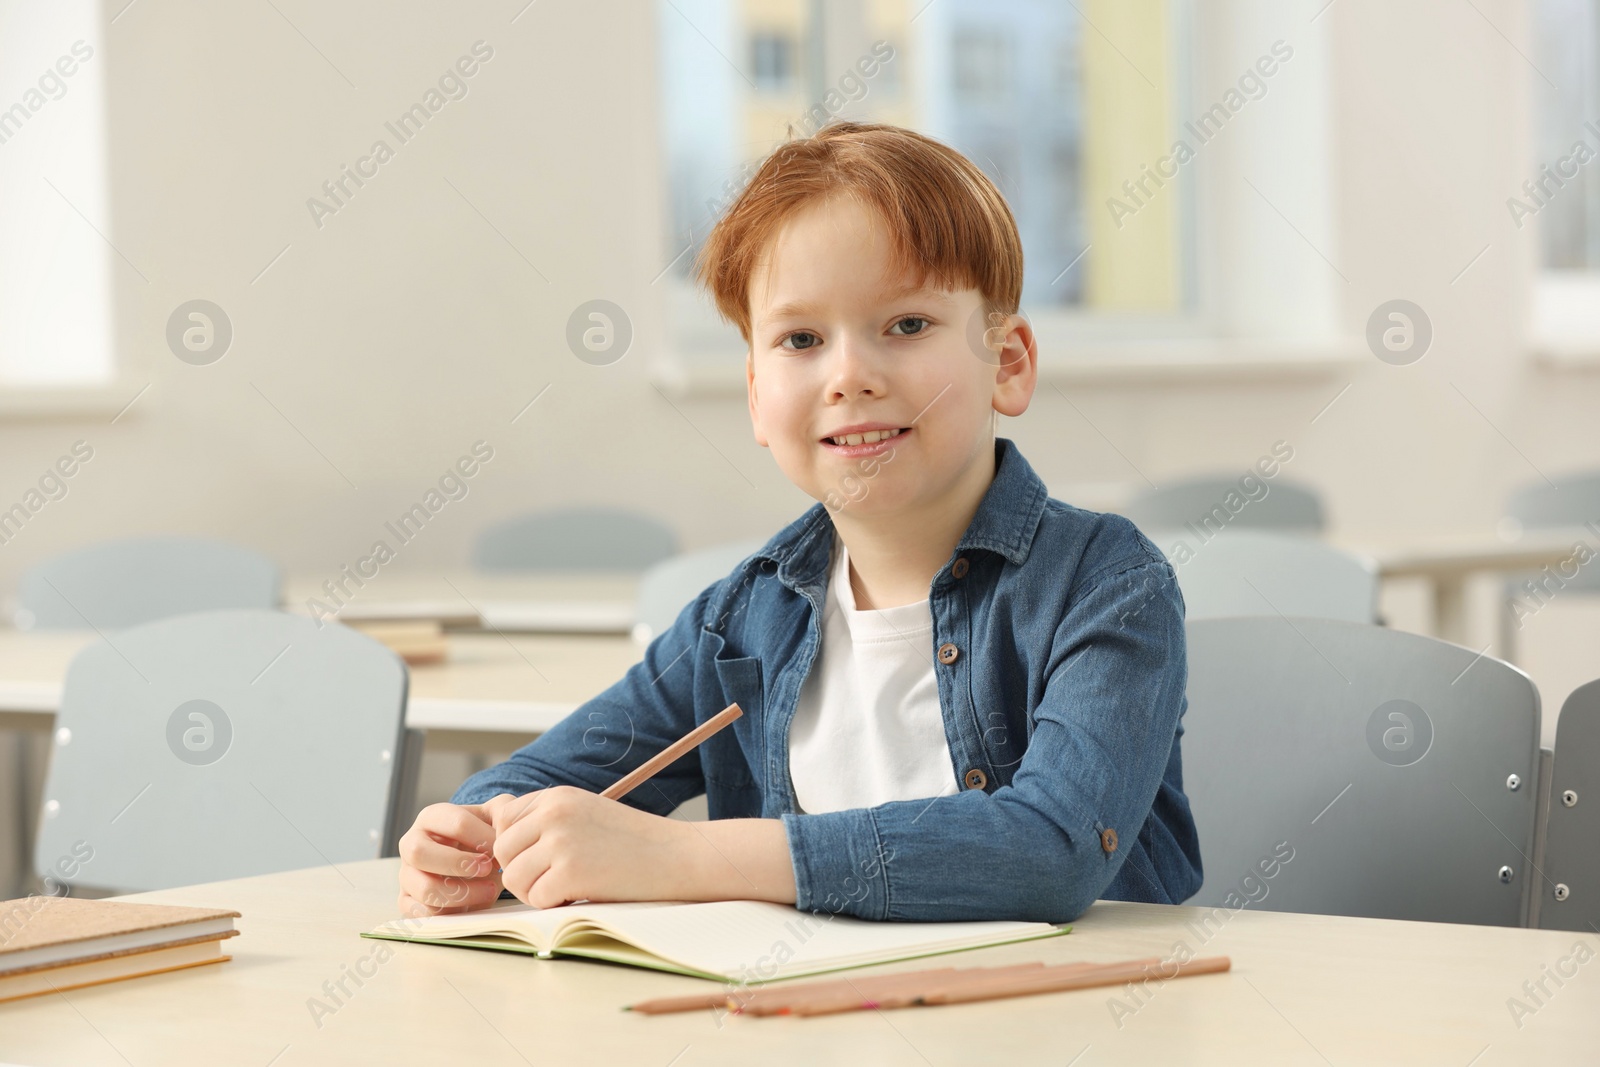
[396, 801, 506, 917]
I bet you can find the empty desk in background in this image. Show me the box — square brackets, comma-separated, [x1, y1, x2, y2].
[0, 858, 1593, 1063]
[276, 571, 640, 633]
[1350, 533, 1583, 647]
[0, 628, 642, 895]
[0, 629, 642, 744]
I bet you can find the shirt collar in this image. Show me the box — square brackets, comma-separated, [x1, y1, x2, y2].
[759, 436, 1050, 594]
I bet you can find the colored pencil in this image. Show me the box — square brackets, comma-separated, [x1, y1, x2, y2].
[626, 954, 1232, 1016]
[600, 702, 742, 801]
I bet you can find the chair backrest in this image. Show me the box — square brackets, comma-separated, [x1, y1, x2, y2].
[472, 508, 679, 572]
[34, 610, 410, 893]
[1507, 472, 1600, 529]
[1148, 528, 1378, 623]
[1182, 617, 1540, 926]
[632, 538, 769, 646]
[1503, 473, 1600, 593]
[16, 536, 279, 630]
[1122, 477, 1324, 536]
[1538, 679, 1600, 931]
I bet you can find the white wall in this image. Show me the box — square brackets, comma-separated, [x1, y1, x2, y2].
[0, 0, 1595, 717]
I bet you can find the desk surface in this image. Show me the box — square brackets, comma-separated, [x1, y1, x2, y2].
[279, 570, 639, 630]
[1350, 531, 1585, 578]
[0, 859, 1593, 1064]
[0, 538, 1585, 726]
[0, 630, 641, 735]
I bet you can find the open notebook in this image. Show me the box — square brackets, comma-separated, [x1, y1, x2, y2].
[362, 899, 1068, 983]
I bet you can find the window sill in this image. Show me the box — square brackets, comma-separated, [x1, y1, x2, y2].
[0, 382, 147, 420]
[649, 338, 1368, 398]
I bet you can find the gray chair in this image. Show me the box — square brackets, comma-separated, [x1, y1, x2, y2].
[15, 536, 279, 630]
[1536, 679, 1600, 931]
[1147, 528, 1379, 623]
[631, 538, 768, 647]
[1500, 473, 1600, 661]
[1182, 617, 1540, 927]
[1123, 476, 1324, 536]
[472, 508, 679, 572]
[1507, 472, 1600, 539]
[8, 536, 281, 896]
[33, 609, 420, 893]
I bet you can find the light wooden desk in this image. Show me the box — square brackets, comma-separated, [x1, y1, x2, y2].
[0, 628, 640, 901]
[277, 570, 639, 633]
[0, 859, 1594, 1063]
[1352, 531, 1586, 648]
[0, 630, 641, 745]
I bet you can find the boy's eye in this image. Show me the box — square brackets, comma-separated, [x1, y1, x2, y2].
[890, 316, 929, 336]
[779, 331, 822, 352]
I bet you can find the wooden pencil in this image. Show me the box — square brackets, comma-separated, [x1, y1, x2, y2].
[627, 955, 1232, 1016]
[732, 966, 966, 1017]
[741, 965, 1008, 1016]
[776, 962, 1059, 1016]
[627, 966, 965, 1015]
[600, 702, 742, 801]
[920, 955, 1232, 1007]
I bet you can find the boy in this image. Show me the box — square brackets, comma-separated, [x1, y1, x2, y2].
[397, 122, 1201, 923]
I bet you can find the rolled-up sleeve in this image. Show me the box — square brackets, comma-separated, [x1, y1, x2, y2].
[449, 584, 716, 817]
[781, 557, 1193, 923]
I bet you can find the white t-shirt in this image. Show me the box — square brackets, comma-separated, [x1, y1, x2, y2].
[788, 531, 960, 814]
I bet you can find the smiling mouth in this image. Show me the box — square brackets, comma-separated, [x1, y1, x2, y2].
[832, 428, 908, 447]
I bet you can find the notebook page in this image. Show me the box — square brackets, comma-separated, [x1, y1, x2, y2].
[565, 900, 1061, 981]
[369, 899, 683, 952]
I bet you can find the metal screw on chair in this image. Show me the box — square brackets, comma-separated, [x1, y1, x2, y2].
[1554, 883, 1571, 902]
[1506, 774, 1521, 791]
[1498, 865, 1514, 884]
[1562, 789, 1578, 808]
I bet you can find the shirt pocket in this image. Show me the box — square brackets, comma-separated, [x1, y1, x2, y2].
[702, 626, 762, 789]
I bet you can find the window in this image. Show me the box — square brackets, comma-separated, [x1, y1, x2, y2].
[0, 0, 115, 389]
[1530, 0, 1600, 358]
[654, 0, 1342, 390]
[1531, 0, 1600, 270]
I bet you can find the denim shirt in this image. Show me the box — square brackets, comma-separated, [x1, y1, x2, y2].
[452, 437, 1202, 923]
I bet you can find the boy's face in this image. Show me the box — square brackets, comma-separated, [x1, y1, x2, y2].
[745, 195, 1035, 516]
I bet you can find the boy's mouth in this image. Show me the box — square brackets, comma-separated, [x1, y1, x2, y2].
[819, 426, 910, 456]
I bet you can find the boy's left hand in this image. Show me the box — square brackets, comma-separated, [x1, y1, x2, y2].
[484, 786, 692, 908]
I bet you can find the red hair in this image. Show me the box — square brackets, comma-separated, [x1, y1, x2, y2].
[693, 121, 1024, 345]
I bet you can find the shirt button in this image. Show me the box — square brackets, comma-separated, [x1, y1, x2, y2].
[1101, 828, 1119, 853]
[951, 557, 970, 579]
[963, 768, 988, 790]
[937, 642, 959, 664]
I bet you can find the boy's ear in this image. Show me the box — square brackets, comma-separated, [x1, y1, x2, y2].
[992, 314, 1037, 419]
[747, 351, 769, 447]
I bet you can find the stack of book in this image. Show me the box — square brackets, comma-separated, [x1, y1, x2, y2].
[0, 896, 239, 1003]
[348, 619, 450, 664]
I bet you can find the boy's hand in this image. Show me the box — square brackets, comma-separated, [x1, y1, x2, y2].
[485, 786, 692, 908]
[396, 801, 506, 917]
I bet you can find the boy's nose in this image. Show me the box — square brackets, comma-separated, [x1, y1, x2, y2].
[827, 340, 887, 397]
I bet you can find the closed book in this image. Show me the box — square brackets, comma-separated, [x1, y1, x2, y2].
[0, 895, 239, 1003]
